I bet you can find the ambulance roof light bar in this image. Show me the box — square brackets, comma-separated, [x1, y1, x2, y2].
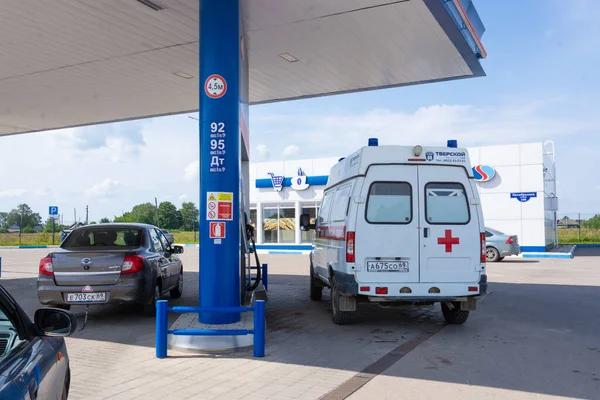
[368, 138, 379, 146]
[447, 139, 458, 148]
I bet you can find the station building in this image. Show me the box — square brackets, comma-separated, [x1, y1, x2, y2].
[249, 142, 558, 254]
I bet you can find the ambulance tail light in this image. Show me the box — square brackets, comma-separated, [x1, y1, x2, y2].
[346, 231, 355, 263]
[375, 287, 388, 295]
[480, 233, 486, 263]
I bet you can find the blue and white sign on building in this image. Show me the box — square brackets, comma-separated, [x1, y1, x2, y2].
[257, 168, 328, 191]
[49, 206, 59, 216]
[472, 165, 496, 182]
[290, 168, 309, 191]
[510, 192, 537, 202]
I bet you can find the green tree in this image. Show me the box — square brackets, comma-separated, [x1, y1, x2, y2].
[100, 217, 110, 223]
[114, 203, 156, 224]
[158, 201, 181, 229]
[179, 202, 199, 231]
[582, 215, 600, 229]
[43, 219, 68, 233]
[0, 212, 8, 229]
[6, 204, 41, 230]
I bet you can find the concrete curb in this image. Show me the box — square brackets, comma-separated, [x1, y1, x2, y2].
[521, 244, 577, 259]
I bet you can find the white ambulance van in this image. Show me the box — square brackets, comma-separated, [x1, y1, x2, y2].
[300, 138, 488, 325]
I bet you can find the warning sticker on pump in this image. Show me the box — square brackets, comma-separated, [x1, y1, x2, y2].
[206, 192, 233, 221]
[366, 261, 409, 272]
[218, 193, 232, 201]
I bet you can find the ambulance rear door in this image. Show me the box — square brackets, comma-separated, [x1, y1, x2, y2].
[354, 165, 420, 284]
[418, 165, 481, 284]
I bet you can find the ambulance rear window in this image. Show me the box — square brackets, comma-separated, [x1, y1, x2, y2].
[366, 182, 412, 224]
[425, 182, 470, 224]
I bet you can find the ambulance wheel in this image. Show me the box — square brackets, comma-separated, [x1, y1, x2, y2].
[330, 285, 353, 325]
[441, 302, 469, 325]
[486, 246, 500, 262]
[309, 264, 323, 301]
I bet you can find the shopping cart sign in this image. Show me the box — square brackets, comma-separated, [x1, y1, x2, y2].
[268, 173, 284, 192]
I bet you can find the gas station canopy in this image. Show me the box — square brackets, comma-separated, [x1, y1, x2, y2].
[0, 0, 485, 136]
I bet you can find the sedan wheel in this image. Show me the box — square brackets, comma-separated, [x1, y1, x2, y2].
[486, 247, 500, 262]
[143, 284, 161, 316]
[61, 367, 70, 400]
[170, 270, 183, 299]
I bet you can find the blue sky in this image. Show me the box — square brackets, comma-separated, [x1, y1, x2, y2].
[0, 0, 597, 222]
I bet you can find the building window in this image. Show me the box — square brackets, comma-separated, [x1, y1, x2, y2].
[301, 203, 319, 243]
[261, 203, 296, 244]
[279, 205, 295, 244]
[262, 204, 279, 243]
[249, 208, 257, 230]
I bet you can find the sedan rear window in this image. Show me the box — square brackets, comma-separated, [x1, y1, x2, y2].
[62, 228, 143, 248]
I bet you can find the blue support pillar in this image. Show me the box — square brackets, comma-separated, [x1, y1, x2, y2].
[155, 300, 168, 358]
[199, 0, 243, 324]
[253, 300, 266, 357]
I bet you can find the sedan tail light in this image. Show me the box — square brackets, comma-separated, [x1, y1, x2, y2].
[122, 255, 144, 274]
[506, 236, 515, 245]
[39, 257, 54, 276]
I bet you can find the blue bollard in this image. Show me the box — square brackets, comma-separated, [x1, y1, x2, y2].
[253, 300, 266, 357]
[156, 300, 168, 358]
[262, 263, 268, 291]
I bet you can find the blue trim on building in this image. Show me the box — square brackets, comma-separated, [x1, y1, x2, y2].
[423, 0, 486, 78]
[255, 175, 329, 189]
[255, 244, 314, 251]
[460, 0, 486, 38]
[440, 0, 485, 59]
[520, 246, 547, 253]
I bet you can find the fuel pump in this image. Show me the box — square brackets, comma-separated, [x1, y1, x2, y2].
[239, 186, 263, 304]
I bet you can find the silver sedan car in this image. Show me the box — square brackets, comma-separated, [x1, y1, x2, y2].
[485, 227, 521, 262]
[37, 223, 184, 316]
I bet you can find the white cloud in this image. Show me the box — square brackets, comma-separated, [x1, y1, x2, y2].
[255, 144, 270, 160]
[184, 161, 199, 181]
[252, 103, 598, 160]
[85, 179, 120, 198]
[282, 145, 300, 157]
[0, 189, 27, 198]
[179, 194, 189, 201]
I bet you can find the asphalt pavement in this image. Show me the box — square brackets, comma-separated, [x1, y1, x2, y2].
[0, 248, 598, 399]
